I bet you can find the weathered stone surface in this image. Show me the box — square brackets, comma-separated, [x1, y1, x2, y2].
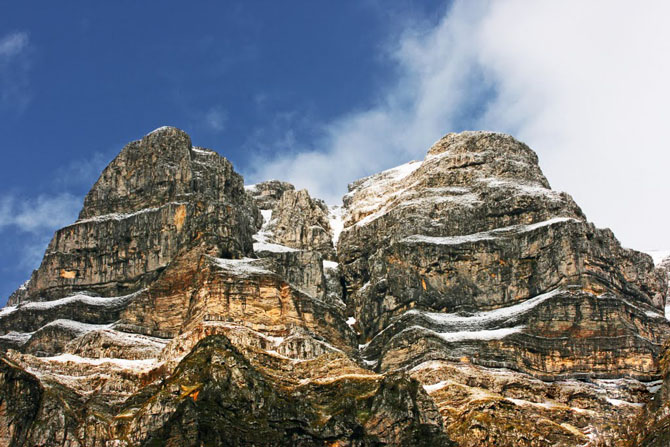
[245, 180, 295, 210]
[655, 254, 670, 311]
[248, 181, 336, 259]
[111, 335, 451, 447]
[10, 127, 259, 305]
[267, 189, 335, 259]
[624, 338, 670, 446]
[0, 358, 42, 447]
[339, 131, 668, 383]
[248, 182, 341, 306]
[1, 128, 668, 446]
[410, 359, 652, 446]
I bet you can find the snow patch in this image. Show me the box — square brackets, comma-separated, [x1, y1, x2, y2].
[346, 317, 356, 326]
[403, 288, 563, 329]
[212, 257, 272, 276]
[147, 126, 172, 135]
[252, 209, 298, 253]
[506, 398, 564, 411]
[648, 383, 663, 394]
[323, 260, 339, 270]
[191, 147, 214, 155]
[423, 381, 448, 394]
[343, 161, 423, 228]
[328, 205, 344, 245]
[437, 326, 524, 343]
[0, 291, 141, 319]
[42, 319, 113, 333]
[605, 397, 644, 408]
[387, 160, 423, 181]
[76, 201, 189, 224]
[0, 331, 32, 344]
[643, 249, 670, 266]
[479, 177, 563, 201]
[0, 305, 17, 318]
[253, 241, 298, 253]
[397, 325, 524, 344]
[43, 353, 158, 371]
[402, 217, 578, 246]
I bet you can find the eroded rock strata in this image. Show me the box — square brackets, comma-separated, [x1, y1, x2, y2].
[0, 127, 667, 446]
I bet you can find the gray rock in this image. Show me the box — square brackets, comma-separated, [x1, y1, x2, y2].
[10, 126, 260, 305]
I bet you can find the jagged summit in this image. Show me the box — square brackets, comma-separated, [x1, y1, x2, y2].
[79, 126, 194, 219]
[0, 127, 668, 446]
[9, 127, 259, 307]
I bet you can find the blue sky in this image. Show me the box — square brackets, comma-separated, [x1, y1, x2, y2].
[2, 1, 670, 305]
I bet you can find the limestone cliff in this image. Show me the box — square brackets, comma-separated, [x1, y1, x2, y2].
[0, 128, 667, 446]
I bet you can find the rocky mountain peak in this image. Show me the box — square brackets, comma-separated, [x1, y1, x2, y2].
[425, 131, 549, 187]
[0, 127, 668, 446]
[9, 126, 259, 305]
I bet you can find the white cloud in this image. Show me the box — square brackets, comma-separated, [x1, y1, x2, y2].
[0, 32, 28, 57]
[204, 106, 227, 132]
[248, 0, 670, 250]
[0, 192, 81, 274]
[54, 152, 112, 189]
[0, 31, 31, 110]
[0, 193, 81, 234]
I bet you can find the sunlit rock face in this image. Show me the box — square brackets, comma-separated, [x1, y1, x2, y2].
[0, 128, 667, 446]
[9, 127, 260, 305]
[339, 131, 667, 380]
[0, 127, 450, 447]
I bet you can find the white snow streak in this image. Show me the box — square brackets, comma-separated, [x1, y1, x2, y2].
[212, 257, 272, 276]
[423, 380, 449, 394]
[402, 217, 578, 246]
[252, 209, 298, 253]
[328, 205, 344, 246]
[323, 260, 339, 270]
[404, 288, 563, 328]
[43, 319, 113, 333]
[44, 353, 158, 371]
[76, 201, 188, 224]
[0, 291, 140, 319]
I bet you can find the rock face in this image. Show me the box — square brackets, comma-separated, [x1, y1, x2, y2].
[9, 127, 260, 305]
[248, 181, 336, 259]
[337, 132, 669, 444]
[340, 132, 665, 376]
[0, 128, 667, 446]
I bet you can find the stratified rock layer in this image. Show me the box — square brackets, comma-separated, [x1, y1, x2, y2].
[10, 127, 260, 305]
[0, 129, 667, 447]
[0, 127, 450, 447]
[339, 131, 667, 381]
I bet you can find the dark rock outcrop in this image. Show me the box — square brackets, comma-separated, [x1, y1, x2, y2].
[112, 335, 450, 447]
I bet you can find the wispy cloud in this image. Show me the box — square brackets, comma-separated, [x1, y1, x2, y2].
[204, 106, 228, 132]
[53, 152, 113, 190]
[0, 32, 28, 57]
[0, 31, 32, 110]
[248, 0, 670, 250]
[0, 193, 81, 234]
[0, 192, 82, 272]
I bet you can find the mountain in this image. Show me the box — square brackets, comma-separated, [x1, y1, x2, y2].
[0, 127, 667, 446]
